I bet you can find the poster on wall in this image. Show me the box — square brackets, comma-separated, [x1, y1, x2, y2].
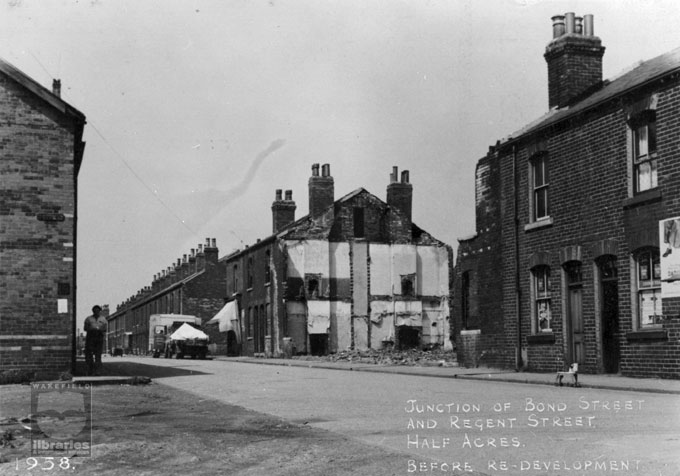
[659, 216, 680, 297]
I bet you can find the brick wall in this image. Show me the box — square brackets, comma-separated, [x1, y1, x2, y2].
[0, 73, 83, 376]
[487, 80, 680, 378]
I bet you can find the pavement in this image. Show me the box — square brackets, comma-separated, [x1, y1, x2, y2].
[60, 354, 680, 394]
[210, 355, 680, 395]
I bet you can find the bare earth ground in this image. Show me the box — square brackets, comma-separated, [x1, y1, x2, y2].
[0, 381, 411, 476]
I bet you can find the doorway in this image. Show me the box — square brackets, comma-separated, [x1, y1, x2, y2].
[599, 257, 620, 373]
[565, 262, 584, 365]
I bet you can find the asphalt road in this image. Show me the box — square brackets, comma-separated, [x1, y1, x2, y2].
[107, 357, 680, 476]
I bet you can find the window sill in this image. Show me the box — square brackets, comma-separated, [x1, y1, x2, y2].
[527, 333, 556, 345]
[626, 329, 667, 342]
[524, 217, 553, 232]
[623, 189, 662, 209]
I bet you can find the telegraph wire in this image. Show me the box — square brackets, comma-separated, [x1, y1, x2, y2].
[87, 122, 198, 236]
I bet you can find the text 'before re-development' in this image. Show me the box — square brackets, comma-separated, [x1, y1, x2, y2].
[403, 397, 645, 474]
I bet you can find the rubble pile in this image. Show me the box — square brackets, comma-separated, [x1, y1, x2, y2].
[293, 347, 458, 367]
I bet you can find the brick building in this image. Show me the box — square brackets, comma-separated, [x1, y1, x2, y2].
[218, 164, 452, 357]
[105, 239, 227, 354]
[453, 13, 680, 379]
[0, 59, 86, 375]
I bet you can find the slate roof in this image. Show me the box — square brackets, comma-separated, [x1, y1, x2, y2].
[502, 46, 680, 145]
[0, 57, 86, 122]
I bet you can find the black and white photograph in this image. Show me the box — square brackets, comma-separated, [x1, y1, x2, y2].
[1, 1, 679, 475]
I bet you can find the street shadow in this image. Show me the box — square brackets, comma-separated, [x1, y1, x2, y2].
[74, 359, 212, 378]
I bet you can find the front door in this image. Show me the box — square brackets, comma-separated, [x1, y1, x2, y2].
[600, 257, 620, 373]
[566, 262, 585, 365]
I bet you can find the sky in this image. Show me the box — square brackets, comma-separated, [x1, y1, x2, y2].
[1, 0, 678, 327]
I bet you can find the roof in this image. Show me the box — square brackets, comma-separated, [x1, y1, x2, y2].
[0, 57, 86, 123]
[107, 269, 207, 320]
[501, 46, 680, 145]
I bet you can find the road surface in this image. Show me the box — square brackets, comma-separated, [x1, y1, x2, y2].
[107, 356, 680, 476]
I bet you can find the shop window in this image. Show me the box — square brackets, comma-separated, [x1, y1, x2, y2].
[530, 153, 550, 222]
[531, 266, 552, 332]
[635, 249, 661, 328]
[632, 115, 658, 193]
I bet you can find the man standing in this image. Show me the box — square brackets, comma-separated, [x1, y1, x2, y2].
[84, 305, 107, 376]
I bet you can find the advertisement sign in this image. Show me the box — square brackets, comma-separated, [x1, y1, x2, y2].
[659, 216, 680, 298]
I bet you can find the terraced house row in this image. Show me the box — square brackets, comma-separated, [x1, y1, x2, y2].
[452, 13, 680, 379]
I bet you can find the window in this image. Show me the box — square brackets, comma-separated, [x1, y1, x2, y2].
[632, 118, 657, 193]
[532, 266, 552, 332]
[265, 250, 271, 283]
[247, 257, 253, 289]
[636, 249, 661, 327]
[401, 274, 415, 297]
[531, 154, 550, 221]
[353, 207, 365, 238]
[305, 274, 322, 299]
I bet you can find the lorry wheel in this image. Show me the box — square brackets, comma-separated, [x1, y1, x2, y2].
[176, 353, 183, 359]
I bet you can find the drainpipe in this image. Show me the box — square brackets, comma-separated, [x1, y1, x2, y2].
[513, 144, 523, 370]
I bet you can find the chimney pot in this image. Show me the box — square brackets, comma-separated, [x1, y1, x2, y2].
[564, 12, 575, 34]
[391, 166, 399, 183]
[198, 244, 203, 253]
[191, 248, 195, 256]
[212, 238, 216, 248]
[52, 79, 61, 97]
[321, 163, 330, 177]
[575, 16, 583, 34]
[275, 189, 282, 200]
[551, 15, 566, 38]
[205, 238, 211, 247]
[312, 163, 320, 177]
[401, 170, 410, 184]
[285, 189, 292, 200]
[583, 14, 594, 36]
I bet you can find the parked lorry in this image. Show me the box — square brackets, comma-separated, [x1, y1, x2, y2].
[149, 314, 203, 358]
[163, 322, 210, 360]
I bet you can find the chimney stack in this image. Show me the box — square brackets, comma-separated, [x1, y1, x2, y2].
[195, 243, 206, 271]
[204, 237, 219, 265]
[386, 167, 413, 242]
[272, 188, 296, 233]
[308, 163, 334, 217]
[545, 12, 605, 109]
[52, 79, 61, 98]
[387, 166, 413, 222]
